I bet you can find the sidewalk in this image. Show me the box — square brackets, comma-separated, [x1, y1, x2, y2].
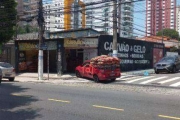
[15, 69, 155, 83]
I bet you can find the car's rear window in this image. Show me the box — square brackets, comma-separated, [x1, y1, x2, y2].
[0, 63, 13, 68]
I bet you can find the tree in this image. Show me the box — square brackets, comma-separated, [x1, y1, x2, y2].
[170, 46, 178, 52]
[156, 28, 179, 40]
[17, 24, 39, 34]
[0, 0, 17, 43]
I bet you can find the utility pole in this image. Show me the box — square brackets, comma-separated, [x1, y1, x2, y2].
[74, 0, 79, 29]
[118, 0, 121, 37]
[162, 7, 165, 56]
[112, 0, 118, 57]
[37, 0, 45, 80]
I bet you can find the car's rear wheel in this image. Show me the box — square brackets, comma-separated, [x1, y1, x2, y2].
[76, 71, 81, 78]
[111, 78, 116, 82]
[155, 70, 159, 74]
[172, 66, 176, 73]
[9, 77, 15, 81]
[93, 75, 99, 83]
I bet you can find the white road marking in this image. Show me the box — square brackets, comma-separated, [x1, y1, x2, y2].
[126, 76, 155, 83]
[169, 81, 180, 87]
[120, 75, 135, 79]
[140, 76, 167, 84]
[120, 76, 141, 80]
[158, 77, 180, 84]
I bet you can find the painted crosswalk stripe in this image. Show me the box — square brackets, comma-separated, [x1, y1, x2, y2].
[140, 76, 167, 84]
[120, 76, 141, 80]
[120, 75, 135, 79]
[158, 77, 180, 84]
[169, 81, 180, 87]
[126, 76, 155, 83]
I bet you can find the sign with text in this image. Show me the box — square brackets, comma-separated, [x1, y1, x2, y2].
[64, 38, 98, 48]
[18, 41, 57, 50]
[98, 35, 164, 71]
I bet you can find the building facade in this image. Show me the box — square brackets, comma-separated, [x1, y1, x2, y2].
[16, 0, 38, 27]
[146, 0, 176, 36]
[176, 6, 180, 35]
[43, 0, 85, 32]
[83, 0, 134, 38]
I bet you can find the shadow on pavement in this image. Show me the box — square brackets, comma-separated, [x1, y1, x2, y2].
[0, 83, 41, 120]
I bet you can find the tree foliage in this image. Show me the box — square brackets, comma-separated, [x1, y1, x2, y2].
[0, 0, 17, 43]
[170, 46, 178, 52]
[156, 28, 179, 40]
[17, 24, 38, 34]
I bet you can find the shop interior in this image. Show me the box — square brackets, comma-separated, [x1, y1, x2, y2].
[18, 50, 57, 73]
[64, 49, 84, 73]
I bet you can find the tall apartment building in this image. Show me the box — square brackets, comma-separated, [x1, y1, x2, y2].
[43, 0, 85, 32]
[16, 0, 39, 27]
[83, 0, 134, 38]
[176, 6, 180, 35]
[146, 0, 176, 36]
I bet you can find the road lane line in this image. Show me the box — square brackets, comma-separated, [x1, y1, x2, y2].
[93, 105, 124, 111]
[11, 93, 22, 96]
[126, 76, 155, 83]
[159, 115, 180, 120]
[11, 93, 31, 97]
[158, 77, 180, 84]
[140, 76, 167, 84]
[48, 98, 70, 103]
[169, 81, 180, 87]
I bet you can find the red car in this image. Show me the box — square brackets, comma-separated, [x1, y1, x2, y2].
[75, 60, 121, 82]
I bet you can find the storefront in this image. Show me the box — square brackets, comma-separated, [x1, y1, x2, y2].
[15, 39, 64, 74]
[63, 38, 98, 73]
[98, 35, 164, 71]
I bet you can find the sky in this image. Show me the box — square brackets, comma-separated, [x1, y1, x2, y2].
[134, 0, 180, 37]
[43, 0, 180, 37]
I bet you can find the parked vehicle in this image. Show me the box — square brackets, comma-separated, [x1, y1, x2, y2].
[0, 62, 16, 81]
[154, 55, 180, 74]
[75, 60, 121, 82]
[0, 69, 2, 84]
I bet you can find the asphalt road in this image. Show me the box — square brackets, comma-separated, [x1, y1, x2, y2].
[0, 82, 180, 120]
[117, 71, 180, 88]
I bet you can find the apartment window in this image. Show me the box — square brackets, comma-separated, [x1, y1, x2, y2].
[23, 0, 30, 3]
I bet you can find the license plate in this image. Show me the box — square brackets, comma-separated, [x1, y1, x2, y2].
[157, 67, 164, 70]
[110, 73, 115, 76]
[5, 74, 10, 77]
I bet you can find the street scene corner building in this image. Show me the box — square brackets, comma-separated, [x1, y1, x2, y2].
[14, 0, 165, 75]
